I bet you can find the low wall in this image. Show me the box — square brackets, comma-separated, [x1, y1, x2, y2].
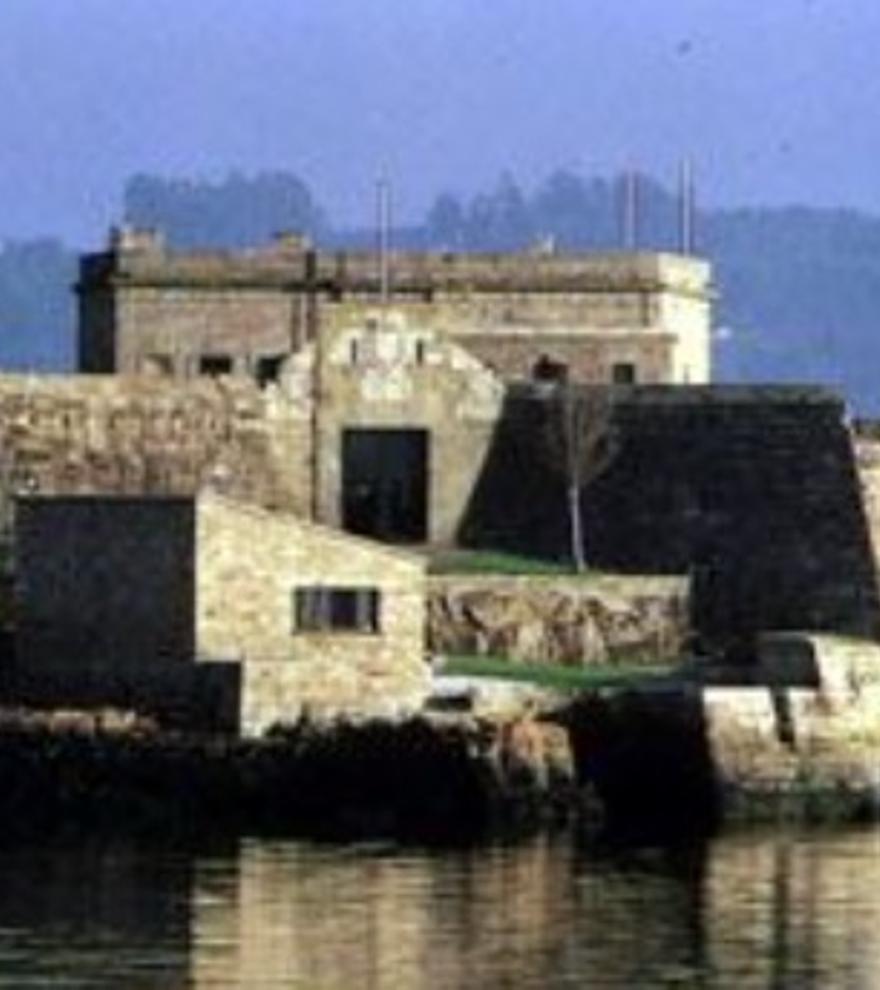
[427, 574, 689, 665]
[568, 635, 880, 828]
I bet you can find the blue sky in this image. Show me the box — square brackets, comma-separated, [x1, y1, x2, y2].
[1, 0, 878, 244]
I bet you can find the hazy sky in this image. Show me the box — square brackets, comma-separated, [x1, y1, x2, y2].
[2, 0, 879, 245]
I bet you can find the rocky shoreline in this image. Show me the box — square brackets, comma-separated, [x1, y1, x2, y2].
[5, 649, 880, 843]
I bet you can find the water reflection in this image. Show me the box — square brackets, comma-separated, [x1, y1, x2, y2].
[0, 838, 190, 987]
[2, 829, 880, 987]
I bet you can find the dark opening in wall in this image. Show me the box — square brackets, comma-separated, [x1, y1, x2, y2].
[256, 355, 285, 387]
[342, 428, 429, 543]
[199, 355, 233, 377]
[293, 587, 380, 633]
[612, 362, 637, 384]
[532, 355, 569, 383]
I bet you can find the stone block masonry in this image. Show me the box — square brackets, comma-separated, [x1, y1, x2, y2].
[78, 232, 712, 387]
[0, 373, 311, 528]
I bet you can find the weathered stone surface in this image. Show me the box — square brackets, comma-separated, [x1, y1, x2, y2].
[0, 372, 310, 527]
[568, 638, 880, 827]
[14, 494, 430, 736]
[79, 234, 712, 386]
[427, 574, 689, 665]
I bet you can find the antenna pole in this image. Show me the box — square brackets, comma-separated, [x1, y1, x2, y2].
[679, 157, 695, 254]
[622, 168, 639, 250]
[376, 170, 391, 305]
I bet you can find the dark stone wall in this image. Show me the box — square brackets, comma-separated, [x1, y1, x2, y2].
[17, 497, 196, 674]
[459, 385, 880, 651]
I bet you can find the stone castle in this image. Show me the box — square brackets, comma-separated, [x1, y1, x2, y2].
[1, 228, 879, 654]
[68, 229, 711, 544]
[78, 227, 712, 387]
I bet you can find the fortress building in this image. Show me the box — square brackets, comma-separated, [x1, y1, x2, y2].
[77, 228, 713, 387]
[71, 229, 713, 548]
[3, 228, 878, 652]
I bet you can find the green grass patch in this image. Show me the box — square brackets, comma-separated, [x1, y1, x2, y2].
[441, 654, 675, 692]
[429, 549, 588, 577]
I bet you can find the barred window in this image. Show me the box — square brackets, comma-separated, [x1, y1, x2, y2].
[294, 587, 381, 634]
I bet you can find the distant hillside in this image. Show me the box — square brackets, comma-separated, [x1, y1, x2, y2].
[2, 170, 880, 412]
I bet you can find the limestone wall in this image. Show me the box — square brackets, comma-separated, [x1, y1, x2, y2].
[314, 305, 504, 543]
[78, 238, 712, 385]
[427, 574, 689, 664]
[0, 373, 311, 527]
[113, 286, 307, 376]
[456, 331, 675, 384]
[195, 497, 429, 733]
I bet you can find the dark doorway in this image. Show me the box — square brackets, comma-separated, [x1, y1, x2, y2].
[342, 429, 429, 542]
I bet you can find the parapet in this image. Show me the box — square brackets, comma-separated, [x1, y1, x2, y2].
[78, 229, 712, 298]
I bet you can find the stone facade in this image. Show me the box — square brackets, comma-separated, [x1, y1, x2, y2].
[3, 375, 880, 649]
[13, 493, 428, 734]
[77, 229, 713, 387]
[197, 495, 428, 734]
[0, 372, 310, 529]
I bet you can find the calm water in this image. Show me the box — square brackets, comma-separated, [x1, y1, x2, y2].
[2, 828, 880, 988]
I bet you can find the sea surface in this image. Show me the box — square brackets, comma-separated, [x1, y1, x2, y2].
[1, 827, 880, 988]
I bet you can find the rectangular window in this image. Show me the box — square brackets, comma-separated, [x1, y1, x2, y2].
[256, 354, 285, 387]
[199, 354, 233, 377]
[611, 362, 637, 384]
[294, 587, 381, 634]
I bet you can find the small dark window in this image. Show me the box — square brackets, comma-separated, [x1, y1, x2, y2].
[294, 587, 381, 634]
[612, 362, 637, 384]
[256, 355, 284, 387]
[415, 340, 426, 365]
[350, 339, 360, 366]
[199, 354, 233, 377]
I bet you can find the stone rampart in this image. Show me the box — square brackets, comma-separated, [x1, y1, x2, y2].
[0, 373, 311, 527]
[461, 386, 880, 649]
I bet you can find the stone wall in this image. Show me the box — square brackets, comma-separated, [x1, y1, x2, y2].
[12, 494, 243, 730]
[460, 385, 880, 650]
[427, 574, 689, 665]
[568, 634, 880, 827]
[196, 496, 429, 734]
[456, 331, 675, 385]
[10, 494, 429, 734]
[313, 305, 503, 543]
[0, 372, 311, 529]
[16, 496, 196, 674]
[78, 235, 712, 386]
